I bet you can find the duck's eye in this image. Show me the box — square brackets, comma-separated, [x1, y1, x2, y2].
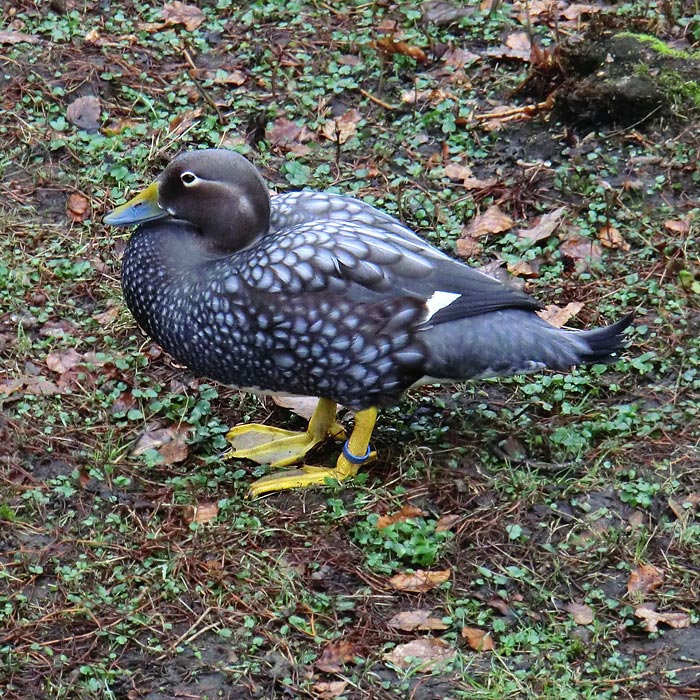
[181, 171, 198, 186]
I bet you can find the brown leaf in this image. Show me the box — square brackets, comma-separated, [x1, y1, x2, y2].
[598, 225, 630, 251]
[444, 163, 473, 182]
[455, 237, 483, 258]
[131, 424, 191, 464]
[627, 563, 664, 596]
[46, 348, 84, 374]
[422, 1, 474, 26]
[464, 205, 514, 239]
[487, 596, 514, 617]
[321, 109, 362, 145]
[103, 118, 140, 136]
[0, 30, 40, 44]
[664, 218, 690, 234]
[383, 638, 456, 671]
[94, 306, 120, 326]
[505, 258, 538, 278]
[634, 604, 691, 633]
[505, 31, 532, 52]
[389, 569, 450, 593]
[668, 492, 700, 519]
[376, 37, 427, 63]
[564, 602, 594, 625]
[315, 640, 358, 673]
[561, 3, 602, 20]
[442, 47, 480, 69]
[518, 207, 567, 244]
[461, 626, 495, 651]
[204, 68, 246, 86]
[184, 501, 219, 524]
[312, 681, 348, 699]
[40, 320, 77, 338]
[161, 1, 205, 31]
[435, 514, 460, 532]
[66, 192, 91, 223]
[376, 505, 424, 529]
[536, 302, 584, 329]
[159, 436, 189, 464]
[271, 395, 331, 422]
[387, 609, 448, 632]
[66, 95, 100, 131]
[558, 236, 603, 268]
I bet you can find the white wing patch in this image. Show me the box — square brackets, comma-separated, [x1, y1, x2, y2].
[424, 291, 461, 321]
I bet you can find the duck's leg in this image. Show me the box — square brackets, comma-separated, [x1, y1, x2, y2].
[248, 406, 378, 497]
[224, 397, 345, 468]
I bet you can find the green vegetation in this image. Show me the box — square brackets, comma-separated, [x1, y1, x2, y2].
[1, 1, 699, 699]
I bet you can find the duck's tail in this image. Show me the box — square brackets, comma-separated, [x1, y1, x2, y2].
[418, 310, 633, 381]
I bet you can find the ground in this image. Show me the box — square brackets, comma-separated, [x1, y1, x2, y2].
[1, 1, 700, 699]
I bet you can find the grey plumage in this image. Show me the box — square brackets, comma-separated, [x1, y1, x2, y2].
[108, 149, 632, 411]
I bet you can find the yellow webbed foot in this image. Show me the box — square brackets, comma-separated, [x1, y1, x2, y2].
[247, 406, 378, 497]
[224, 398, 344, 468]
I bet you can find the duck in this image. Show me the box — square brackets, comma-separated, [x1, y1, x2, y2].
[104, 148, 632, 497]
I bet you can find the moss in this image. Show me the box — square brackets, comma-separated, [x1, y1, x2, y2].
[616, 32, 700, 60]
[658, 69, 700, 107]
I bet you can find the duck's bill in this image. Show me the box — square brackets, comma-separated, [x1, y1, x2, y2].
[103, 182, 168, 226]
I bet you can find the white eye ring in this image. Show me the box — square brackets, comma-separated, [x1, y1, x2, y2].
[181, 171, 199, 186]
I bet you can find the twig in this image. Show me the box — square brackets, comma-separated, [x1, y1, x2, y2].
[183, 48, 225, 125]
[359, 88, 396, 110]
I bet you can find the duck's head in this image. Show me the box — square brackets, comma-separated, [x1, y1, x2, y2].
[104, 149, 272, 252]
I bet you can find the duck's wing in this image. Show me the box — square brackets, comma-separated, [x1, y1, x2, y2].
[238, 212, 540, 323]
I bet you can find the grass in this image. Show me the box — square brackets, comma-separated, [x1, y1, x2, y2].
[1, 1, 700, 698]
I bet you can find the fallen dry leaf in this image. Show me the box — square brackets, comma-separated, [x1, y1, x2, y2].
[627, 563, 664, 596]
[376, 37, 427, 63]
[422, 0, 474, 26]
[435, 514, 460, 532]
[184, 501, 219, 525]
[161, 1, 205, 31]
[558, 235, 603, 271]
[387, 609, 448, 632]
[442, 47, 480, 69]
[66, 192, 91, 223]
[321, 109, 362, 145]
[315, 640, 359, 673]
[506, 31, 531, 52]
[668, 492, 700, 519]
[312, 681, 348, 699]
[454, 237, 483, 258]
[46, 348, 84, 374]
[518, 207, 567, 244]
[204, 68, 246, 86]
[504, 257, 538, 278]
[383, 638, 456, 671]
[389, 569, 450, 593]
[444, 162, 473, 182]
[561, 3, 601, 20]
[0, 30, 40, 44]
[598, 225, 630, 251]
[464, 205, 514, 239]
[664, 218, 690, 235]
[271, 395, 337, 422]
[94, 306, 120, 326]
[103, 117, 140, 136]
[537, 302, 584, 328]
[131, 424, 191, 464]
[564, 602, 594, 625]
[461, 626, 495, 652]
[376, 505, 424, 529]
[0, 377, 61, 397]
[66, 95, 100, 131]
[634, 604, 691, 633]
